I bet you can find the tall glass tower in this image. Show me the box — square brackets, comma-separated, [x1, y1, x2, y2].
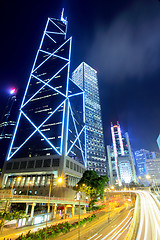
[2, 13, 86, 191]
[107, 122, 136, 186]
[0, 90, 17, 169]
[72, 62, 106, 175]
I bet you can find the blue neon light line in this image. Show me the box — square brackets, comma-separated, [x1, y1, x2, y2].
[69, 77, 84, 92]
[69, 94, 87, 166]
[40, 49, 52, 55]
[46, 31, 65, 35]
[22, 111, 61, 155]
[53, 54, 69, 62]
[9, 100, 65, 159]
[83, 92, 86, 124]
[21, 18, 50, 108]
[45, 33, 56, 43]
[83, 91, 87, 167]
[7, 19, 50, 160]
[33, 37, 71, 73]
[67, 125, 85, 156]
[53, 37, 71, 56]
[68, 92, 83, 98]
[22, 62, 69, 108]
[69, 101, 85, 162]
[49, 18, 65, 34]
[65, 99, 70, 156]
[66, 38, 72, 97]
[60, 100, 66, 154]
[31, 74, 66, 97]
[84, 126, 87, 167]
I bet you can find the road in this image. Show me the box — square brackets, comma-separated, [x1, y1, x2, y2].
[136, 190, 160, 240]
[55, 207, 134, 240]
[2, 190, 160, 240]
[0, 205, 132, 240]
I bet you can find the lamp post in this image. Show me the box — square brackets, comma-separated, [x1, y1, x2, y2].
[44, 176, 63, 240]
[146, 175, 151, 187]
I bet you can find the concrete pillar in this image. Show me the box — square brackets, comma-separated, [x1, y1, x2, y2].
[64, 206, 67, 214]
[25, 204, 29, 214]
[72, 204, 75, 217]
[30, 203, 36, 218]
[53, 203, 57, 218]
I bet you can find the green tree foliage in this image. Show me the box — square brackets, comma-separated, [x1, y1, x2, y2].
[0, 210, 27, 233]
[74, 170, 109, 207]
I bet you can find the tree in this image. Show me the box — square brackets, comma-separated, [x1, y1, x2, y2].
[0, 210, 27, 233]
[74, 170, 109, 208]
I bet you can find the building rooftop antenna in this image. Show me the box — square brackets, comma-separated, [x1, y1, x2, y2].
[61, 8, 67, 24]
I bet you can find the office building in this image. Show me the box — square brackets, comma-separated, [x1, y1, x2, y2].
[145, 158, 160, 186]
[107, 122, 136, 186]
[0, 89, 17, 169]
[135, 149, 160, 186]
[1, 13, 86, 194]
[72, 62, 106, 175]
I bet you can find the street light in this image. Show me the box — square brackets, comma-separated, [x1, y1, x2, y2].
[110, 185, 114, 190]
[57, 177, 63, 184]
[44, 175, 63, 240]
[146, 175, 151, 180]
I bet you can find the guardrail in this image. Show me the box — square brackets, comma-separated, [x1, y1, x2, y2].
[125, 193, 140, 240]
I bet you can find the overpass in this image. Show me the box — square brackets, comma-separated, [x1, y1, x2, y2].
[0, 194, 88, 227]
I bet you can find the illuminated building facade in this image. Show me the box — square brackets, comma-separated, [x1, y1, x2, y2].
[2, 13, 86, 193]
[0, 90, 17, 169]
[72, 62, 106, 175]
[107, 122, 136, 186]
[135, 149, 160, 186]
[145, 158, 160, 186]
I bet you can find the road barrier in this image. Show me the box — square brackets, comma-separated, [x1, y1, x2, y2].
[125, 193, 140, 240]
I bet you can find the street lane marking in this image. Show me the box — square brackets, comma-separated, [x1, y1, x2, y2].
[94, 234, 102, 240]
[100, 209, 134, 240]
[87, 233, 98, 240]
[114, 217, 132, 240]
[109, 217, 132, 240]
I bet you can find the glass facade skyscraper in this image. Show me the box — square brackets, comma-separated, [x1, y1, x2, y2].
[72, 62, 106, 175]
[0, 92, 17, 169]
[107, 122, 136, 185]
[2, 14, 86, 192]
[135, 149, 160, 186]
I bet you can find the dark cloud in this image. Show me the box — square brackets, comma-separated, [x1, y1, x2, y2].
[87, 0, 160, 83]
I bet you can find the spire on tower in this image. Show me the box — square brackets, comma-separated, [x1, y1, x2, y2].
[61, 8, 67, 24]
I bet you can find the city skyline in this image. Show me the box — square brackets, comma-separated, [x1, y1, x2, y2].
[1, 0, 160, 152]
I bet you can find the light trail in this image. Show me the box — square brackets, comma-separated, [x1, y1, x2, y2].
[109, 216, 132, 240]
[135, 190, 160, 240]
[99, 209, 134, 240]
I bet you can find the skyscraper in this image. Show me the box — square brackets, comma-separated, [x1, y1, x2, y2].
[0, 89, 17, 169]
[135, 149, 160, 185]
[72, 62, 106, 175]
[107, 122, 136, 186]
[2, 13, 86, 192]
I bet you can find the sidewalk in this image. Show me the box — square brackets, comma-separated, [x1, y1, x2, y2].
[0, 205, 127, 240]
[0, 211, 94, 240]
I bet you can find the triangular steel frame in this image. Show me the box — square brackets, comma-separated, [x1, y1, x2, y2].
[7, 17, 86, 167]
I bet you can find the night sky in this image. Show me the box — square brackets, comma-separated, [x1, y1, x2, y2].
[1, 0, 160, 153]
